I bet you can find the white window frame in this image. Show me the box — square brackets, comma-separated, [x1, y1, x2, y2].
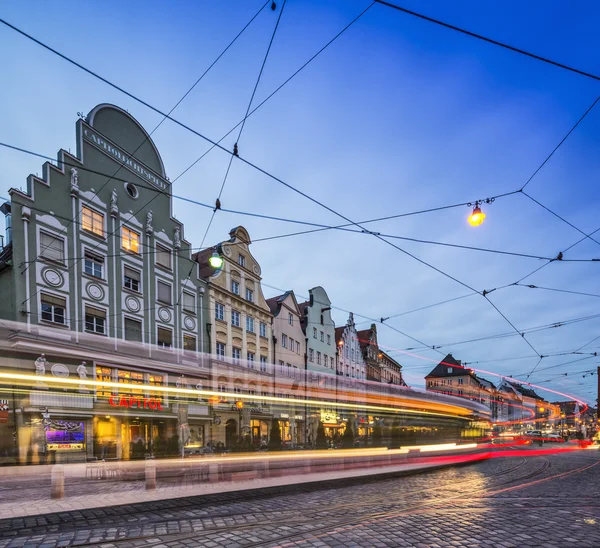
[84, 305, 106, 335]
[216, 342, 226, 358]
[247, 352, 255, 368]
[232, 347, 241, 364]
[157, 279, 172, 305]
[245, 287, 253, 302]
[215, 303, 225, 321]
[281, 334, 287, 348]
[39, 230, 65, 264]
[231, 280, 240, 295]
[313, 328, 317, 339]
[309, 348, 314, 362]
[84, 251, 104, 279]
[260, 322, 267, 337]
[246, 316, 255, 333]
[123, 265, 141, 293]
[157, 326, 173, 349]
[238, 254, 246, 267]
[81, 205, 104, 238]
[288, 313, 293, 325]
[260, 356, 267, 372]
[121, 226, 140, 254]
[123, 316, 143, 343]
[182, 291, 195, 314]
[155, 243, 172, 270]
[183, 333, 196, 352]
[40, 292, 67, 325]
[231, 310, 241, 327]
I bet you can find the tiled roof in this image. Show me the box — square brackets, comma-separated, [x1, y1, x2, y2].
[425, 354, 472, 378]
[356, 329, 372, 350]
[334, 326, 345, 344]
[192, 247, 217, 280]
[505, 380, 543, 400]
[476, 376, 496, 391]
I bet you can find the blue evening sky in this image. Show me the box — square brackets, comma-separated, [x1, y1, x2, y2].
[1, 0, 599, 403]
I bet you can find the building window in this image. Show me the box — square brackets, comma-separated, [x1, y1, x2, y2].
[40, 232, 64, 263]
[215, 303, 225, 321]
[148, 374, 164, 403]
[41, 293, 66, 325]
[324, 354, 328, 366]
[183, 334, 196, 352]
[155, 243, 171, 269]
[124, 318, 142, 342]
[216, 342, 225, 358]
[157, 327, 173, 349]
[260, 356, 267, 372]
[296, 341, 300, 354]
[447, 367, 453, 374]
[118, 369, 144, 396]
[247, 352, 255, 368]
[281, 334, 287, 348]
[123, 266, 140, 292]
[182, 292, 195, 313]
[121, 226, 140, 254]
[245, 288, 253, 302]
[458, 378, 464, 385]
[288, 313, 293, 325]
[327, 334, 331, 345]
[231, 280, 240, 295]
[217, 377, 227, 393]
[231, 310, 241, 327]
[320, 331, 324, 342]
[95, 366, 112, 398]
[313, 328, 317, 339]
[287, 364, 292, 376]
[309, 348, 314, 362]
[246, 316, 255, 333]
[85, 306, 106, 334]
[317, 352, 321, 365]
[260, 322, 267, 337]
[238, 254, 246, 267]
[289, 338, 294, 352]
[125, 182, 139, 198]
[82, 206, 104, 237]
[232, 348, 241, 364]
[84, 252, 103, 278]
[157, 280, 172, 305]
[279, 360, 284, 374]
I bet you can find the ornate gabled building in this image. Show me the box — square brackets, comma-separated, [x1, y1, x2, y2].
[0, 103, 212, 463]
[194, 226, 274, 447]
[335, 313, 366, 381]
[357, 324, 382, 382]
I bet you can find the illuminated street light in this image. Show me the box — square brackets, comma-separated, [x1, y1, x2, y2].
[468, 203, 486, 226]
[209, 251, 223, 269]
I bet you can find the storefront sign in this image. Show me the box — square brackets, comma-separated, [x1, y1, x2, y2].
[109, 395, 164, 410]
[47, 443, 83, 451]
[83, 128, 169, 191]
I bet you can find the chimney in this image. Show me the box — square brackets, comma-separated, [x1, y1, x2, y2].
[0, 202, 11, 246]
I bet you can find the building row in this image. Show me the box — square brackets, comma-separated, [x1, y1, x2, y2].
[0, 103, 407, 463]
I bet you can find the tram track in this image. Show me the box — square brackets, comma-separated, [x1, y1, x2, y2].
[68, 456, 542, 547]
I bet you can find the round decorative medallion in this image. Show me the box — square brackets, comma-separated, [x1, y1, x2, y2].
[42, 268, 64, 288]
[158, 307, 172, 322]
[222, 245, 232, 257]
[51, 363, 70, 378]
[252, 264, 260, 275]
[85, 283, 104, 301]
[184, 316, 196, 331]
[125, 295, 141, 313]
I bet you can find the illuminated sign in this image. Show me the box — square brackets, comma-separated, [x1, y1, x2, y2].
[47, 443, 84, 451]
[109, 395, 164, 410]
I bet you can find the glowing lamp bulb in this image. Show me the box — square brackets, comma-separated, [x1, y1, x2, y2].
[209, 251, 223, 269]
[235, 400, 244, 409]
[468, 205, 486, 226]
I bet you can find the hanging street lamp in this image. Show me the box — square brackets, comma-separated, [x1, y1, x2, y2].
[209, 251, 223, 269]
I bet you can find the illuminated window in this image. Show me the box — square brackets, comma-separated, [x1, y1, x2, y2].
[155, 244, 171, 269]
[118, 369, 144, 396]
[148, 374, 164, 403]
[82, 206, 104, 237]
[96, 366, 113, 398]
[183, 334, 196, 352]
[40, 232, 64, 263]
[121, 226, 139, 254]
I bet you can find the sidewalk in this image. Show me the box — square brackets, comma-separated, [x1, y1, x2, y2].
[0, 449, 486, 519]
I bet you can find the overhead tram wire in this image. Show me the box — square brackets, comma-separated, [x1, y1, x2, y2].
[12, 2, 272, 310]
[176, 0, 287, 310]
[374, 1, 600, 82]
[2, 143, 559, 263]
[197, 0, 287, 251]
[0, 14, 548, 358]
[171, 1, 376, 182]
[514, 283, 600, 299]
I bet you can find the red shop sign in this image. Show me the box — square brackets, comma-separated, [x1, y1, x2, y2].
[109, 395, 164, 411]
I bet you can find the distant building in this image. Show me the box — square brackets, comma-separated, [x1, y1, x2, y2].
[194, 226, 274, 448]
[357, 324, 382, 382]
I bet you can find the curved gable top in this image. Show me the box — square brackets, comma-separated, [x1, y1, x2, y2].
[87, 104, 166, 178]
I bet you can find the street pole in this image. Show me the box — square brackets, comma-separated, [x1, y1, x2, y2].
[304, 336, 308, 447]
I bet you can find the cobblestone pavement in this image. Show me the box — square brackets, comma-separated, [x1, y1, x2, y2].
[0, 449, 598, 548]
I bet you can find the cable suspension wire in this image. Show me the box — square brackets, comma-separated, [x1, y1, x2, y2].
[514, 283, 600, 299]
[373, 1, 600, 82]
[197, 0, 287, 251]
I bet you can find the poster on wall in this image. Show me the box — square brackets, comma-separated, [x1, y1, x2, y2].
[0, 400, 9, 424]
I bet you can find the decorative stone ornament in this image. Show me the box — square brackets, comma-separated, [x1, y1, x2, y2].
[145, 210, 153, 236]
[34, 354, 48, 389]
[110, 189, 118, 216]
[70, 168, 80, 196]
[174, 227, 181, 249]
[77, 362, 89, 393]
